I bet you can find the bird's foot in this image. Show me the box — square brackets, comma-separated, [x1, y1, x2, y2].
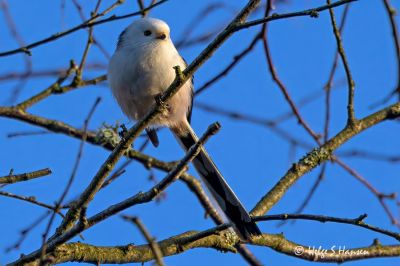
[154, 93, 170, 117]
[118, 124, 128, 140]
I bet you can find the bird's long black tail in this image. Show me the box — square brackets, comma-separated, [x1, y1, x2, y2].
[173, 122, 261, 241]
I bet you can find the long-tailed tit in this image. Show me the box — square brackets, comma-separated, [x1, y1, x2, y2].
[108, 17, 261, 241]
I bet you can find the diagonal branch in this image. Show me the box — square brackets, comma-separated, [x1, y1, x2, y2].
[121, 215, 165, 266]
[261, 4, 321, 142]
[9, 123, 221, 265]
[251, 101, 400, 216]
[334, 157, 400, 227]
[0, 191, 64, 216]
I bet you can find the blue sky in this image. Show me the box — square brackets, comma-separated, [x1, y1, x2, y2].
[0, 0, 399, 265]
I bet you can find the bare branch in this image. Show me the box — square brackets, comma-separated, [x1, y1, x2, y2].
[0, 191, 64, 215]
[2, 0, 398, 265]
[10, 122, 221, 265]
[334, 157, 400, 227]
[261, 6, 321, 142]
[5, 211, 51, 253]
[22, 230, 400, 265]
[39, 97, 102, 263]
[254, 213, 400, 241]
[235, 0, 357, 31]
[373, 0, 400, 104]
[326, 0, 356, 125]
[121, 215, 165, 266]
[0, 168, 51, 184]
[0, 0, 168, 57]
[251, 102, 400, 216]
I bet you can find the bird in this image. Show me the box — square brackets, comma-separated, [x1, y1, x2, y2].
[107, 17, 261, 241]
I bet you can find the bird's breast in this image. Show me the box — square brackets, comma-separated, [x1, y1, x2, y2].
[108, 42, 192, 126]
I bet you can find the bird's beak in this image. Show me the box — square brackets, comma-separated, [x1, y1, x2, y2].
[156, 33, 167, 40]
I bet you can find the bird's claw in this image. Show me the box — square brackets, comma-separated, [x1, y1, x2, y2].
[154, 93, 170, 116]
[118, 124, 128, 140]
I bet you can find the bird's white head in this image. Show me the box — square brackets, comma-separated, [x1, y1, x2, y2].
[117, 17, 171, 49]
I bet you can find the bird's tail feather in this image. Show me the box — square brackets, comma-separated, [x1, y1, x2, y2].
[172, 122, 261, 241]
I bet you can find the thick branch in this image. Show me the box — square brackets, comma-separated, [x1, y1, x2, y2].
[0, 107, 175, 173]
[23, 231, 400, 265]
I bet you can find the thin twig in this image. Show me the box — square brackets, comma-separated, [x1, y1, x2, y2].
[235, 0, 358, 31]
[180, 174, 224, 224]
[254, 213, 400, 241]
[0, 0, 32, 103]
[327, 0, 356, 125]
[293, 5, 351, 216]
[137, 0, 147, 17]
[195, 102, 312, 149]
[0, 0, 168, 57]
[7, 130, 50, 138]
[195, 32, 262, 96]
[121, 215, 165, 266]
[0, 191, 65, 216]
[271, 80, 346, 124]
[0, 168, 52, 184]
[338, 149, 400, 162]
[334, 157, 400, 227]
[323, 3, 351, 141]
[372, 0, 400, 104]
[71, 0, 110, 60]
[176, 3, 234, 49]
[0, 63, 106, 81]
[5, 211, 51, 252]
[293, 163, 327, 216]
[16, 63, 76, 110]
[39, 97, 101, 262]
[261, 7, 321, 142]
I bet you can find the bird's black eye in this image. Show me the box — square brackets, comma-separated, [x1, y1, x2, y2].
[144, 30, 152, 36]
